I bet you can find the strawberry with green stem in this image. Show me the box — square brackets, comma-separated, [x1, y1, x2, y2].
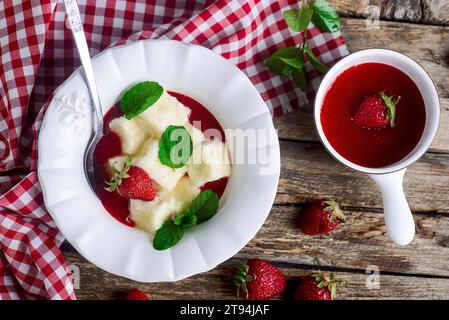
[299, 199, 345, 235]
[353, 91, 401, 129]
[295, 272, 344, 300]
[266, 0, 340, 91]
[234, 259, 286, 300]
[105, 155, 156, 201]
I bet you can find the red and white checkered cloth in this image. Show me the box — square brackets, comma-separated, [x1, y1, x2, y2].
[0, 0, 348, 299]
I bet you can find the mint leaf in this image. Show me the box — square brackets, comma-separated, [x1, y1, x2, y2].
[190, 190, 219, 224]
[284, 5, 313, 32]
[153, 221, 185, 250]
[266, 48, 303, 76]
[311, 0, 340, 33]
[120, 81, 163, 120]
[292, 68, 307, 92]
[173, 207, 197, 228]
[174, 190, 219, 227]
[304, 46, 329, 73]
[158, 125, 193, 169]
[153, 190, 219, 250]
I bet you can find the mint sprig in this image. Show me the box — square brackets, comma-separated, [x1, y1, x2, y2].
[158, 125, 193, 169]
[266, 0, 339, 92]
[266, 48, 303, 76]
[153, 221, 185, 251]
[120, 81, 163, 120]
[153, 190, 219, 250]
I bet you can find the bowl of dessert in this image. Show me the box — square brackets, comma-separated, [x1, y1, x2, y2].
[38, 39, 280, 282]
[314, 48, 440, 245]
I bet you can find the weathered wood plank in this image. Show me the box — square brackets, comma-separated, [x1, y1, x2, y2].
[332, 0, 449, 26]
[238, 205, 449, 277]
[66, 7, 449, 300]
[277, 140, 449, 213]
[65, 251, 449, 300]
[342, 19, 449, 98]
[62, 201, 449, 290]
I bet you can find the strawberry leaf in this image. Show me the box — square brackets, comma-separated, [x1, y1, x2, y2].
[234, 262, 256, 299]
[312, 272, 344, 300]
[324, 199, 345, 223]
[379, 92, 401, 128]
[105, 156, 132, 192]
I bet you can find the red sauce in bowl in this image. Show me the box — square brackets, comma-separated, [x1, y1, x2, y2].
[93, 91, 229, 226]
[320, 62, 426, 168]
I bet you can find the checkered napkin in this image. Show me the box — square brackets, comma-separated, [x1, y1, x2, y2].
[0, 0, 348, 299]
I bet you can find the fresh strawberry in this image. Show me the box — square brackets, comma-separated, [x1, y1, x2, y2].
[298, 199, 345, 235]
[353, 92, 401, 129]
[125, 289, 149, 300]
[105, 156, 156, 201]
[234, 259, 286, 300]
[294, 272, 343, 300]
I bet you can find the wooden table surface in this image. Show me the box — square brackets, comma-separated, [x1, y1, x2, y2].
[66, 0, 449, 299]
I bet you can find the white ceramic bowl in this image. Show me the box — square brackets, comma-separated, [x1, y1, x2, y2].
[314, 49, 440, 245]
[38, 39, 280, 282]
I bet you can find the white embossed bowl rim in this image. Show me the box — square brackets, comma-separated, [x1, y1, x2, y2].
[37, 39, 280, 282]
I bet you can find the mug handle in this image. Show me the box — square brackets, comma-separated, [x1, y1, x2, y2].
[369, 168, 415, 245]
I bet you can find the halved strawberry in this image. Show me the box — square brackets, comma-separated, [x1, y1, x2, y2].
[105, 156, 156, 201]
[353, 92, 401, 129]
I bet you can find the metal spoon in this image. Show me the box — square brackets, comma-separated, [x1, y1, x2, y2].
[64, 0, 103, 196]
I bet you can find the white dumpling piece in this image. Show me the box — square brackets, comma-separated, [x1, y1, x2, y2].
[184, 123, 204, 146]
[130, 176, 200, 233]
[135, 90, 191, 138]
[104, 155, 128, 178]
[130, 193, 177, 233]
[133, 138, 186, 191]
[187, 139, 231, 187]
[109, 117, 145, 155]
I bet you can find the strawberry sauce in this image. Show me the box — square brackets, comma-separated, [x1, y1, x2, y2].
[93, 91, 229, 226]
[321, 63, 426, 168]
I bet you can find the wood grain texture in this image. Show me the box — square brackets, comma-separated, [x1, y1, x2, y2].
[70, 2, 449, 300]
[62, 200, 449, 293]
[277, 141, 449, 212]
[65, 251, 449, 300]
[332, 0, 449, 26]
[237, 205, 449, 277]
[342, 19, 449, 98]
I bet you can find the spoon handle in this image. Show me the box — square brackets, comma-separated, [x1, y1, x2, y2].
[63, 0, 103, 129]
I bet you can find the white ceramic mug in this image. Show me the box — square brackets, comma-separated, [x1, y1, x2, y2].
[314, 49, 440, 245]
